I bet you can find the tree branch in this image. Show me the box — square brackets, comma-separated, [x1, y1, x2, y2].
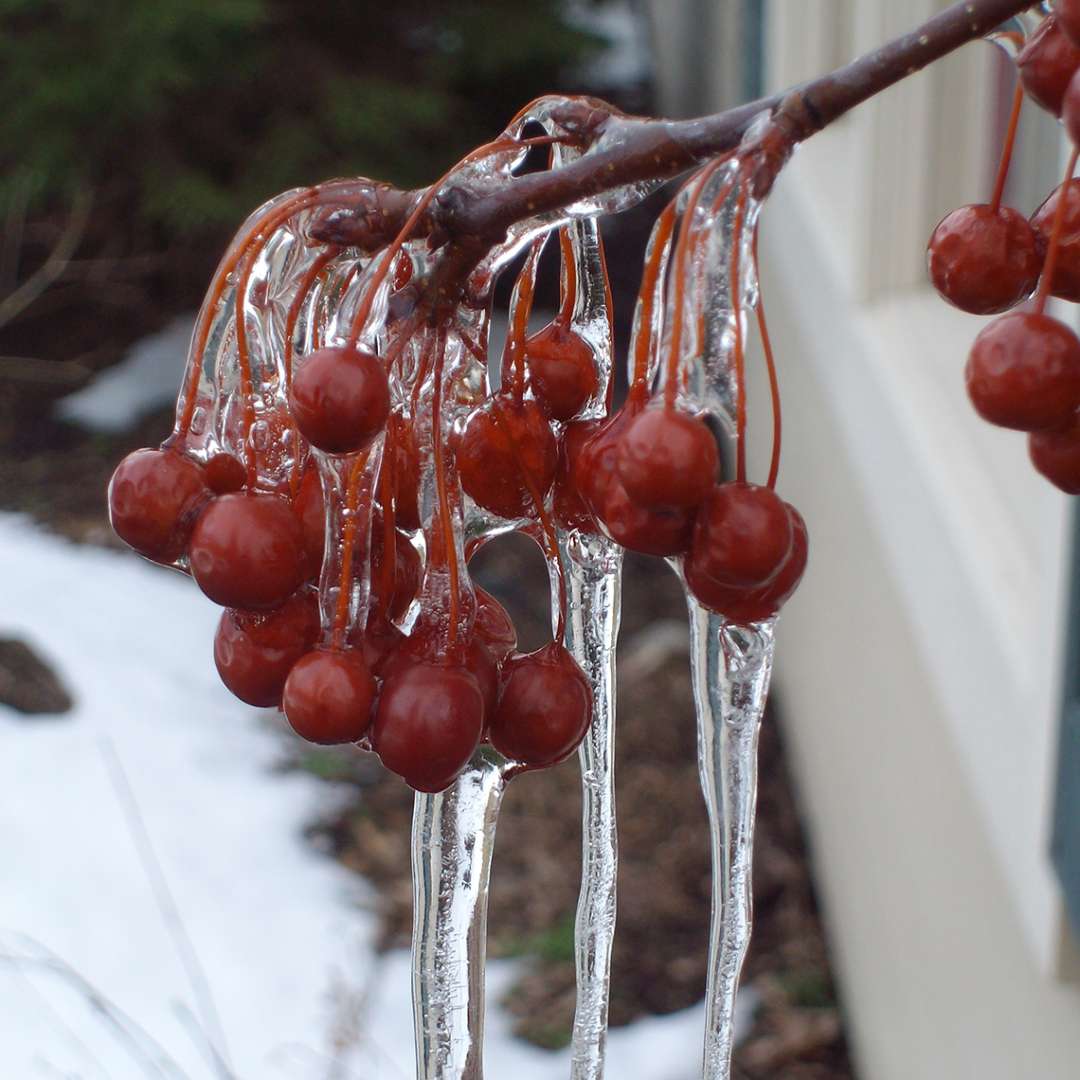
[311, 0, 1035, 255]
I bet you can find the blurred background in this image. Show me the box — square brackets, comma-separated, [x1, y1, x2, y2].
[2, 1, 1080, 1078]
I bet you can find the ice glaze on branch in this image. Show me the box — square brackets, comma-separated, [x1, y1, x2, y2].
[311, 0, 1034, 255]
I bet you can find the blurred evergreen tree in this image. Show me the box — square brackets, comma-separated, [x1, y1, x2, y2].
[0, 0, 601, 239]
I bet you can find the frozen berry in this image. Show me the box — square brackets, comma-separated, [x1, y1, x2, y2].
[108, 448, 209, 563]
[288, 345, 390, 455]
[1018, 15, 1080, 116]
[188, 492, 306, 608]
[966, 311, 1080, 431]
[1031, 179, 1080, 302]
[927, 205, 1042, 315]
[372, 661, 484, 792]
[489, 642, 592, 767]
[282, 647, 376, 744]
[204, 452, 247, 494]
[523, 323, 598, 421]
[686, 503, 808, 623]
[597, 481, 695, 556]
[688, 483, 794, 589]
[1030, 414, 1080, 492]
[214, 590, 320, 707]
[455, 394, 557, 519]
[616, 408, 719, 509]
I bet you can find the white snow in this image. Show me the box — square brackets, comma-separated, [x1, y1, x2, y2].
[56, 315, 195, 433]
[0, 515, 750, 1078]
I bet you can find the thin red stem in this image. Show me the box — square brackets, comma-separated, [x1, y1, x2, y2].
[990, 81, 1024, 213]
[753, 226, 783, 491]
[504, 237, 544, 404]
[429, 323, 461, 655]
[629, 203, 677, 405]
[557, 227, 577, 326]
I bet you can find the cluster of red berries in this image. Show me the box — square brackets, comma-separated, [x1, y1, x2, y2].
[108, 110, 808, 793]
[928, 5, 1080, 492]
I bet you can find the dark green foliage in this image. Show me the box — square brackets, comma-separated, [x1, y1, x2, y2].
[0, 0, 601, 238]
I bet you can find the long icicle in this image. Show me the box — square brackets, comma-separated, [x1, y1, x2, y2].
[412, 755, 510, 1080]
[688, 605, 775, 1080]
[564, 532, 624, 1080]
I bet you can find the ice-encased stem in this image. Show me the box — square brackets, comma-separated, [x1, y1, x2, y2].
[561, 533, 624, 1080]
[412, 754, 509, 1080]
[688, 603, 775, 1080]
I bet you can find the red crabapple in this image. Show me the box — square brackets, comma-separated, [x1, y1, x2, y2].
[282, 647, 376, 744]
[108, 448, 209, 564]
[488, 643, 592, 767]
[965, 311, 1080, 432]
[288, 345, 390, 455]
[926, 205, 1042, 315]
[188, 492, 306, 608]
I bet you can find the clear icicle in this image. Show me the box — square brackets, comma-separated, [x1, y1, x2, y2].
[688, 603, 776, 1080]
[412, 754, 511, 1080]
[562, 531, 623, 1080]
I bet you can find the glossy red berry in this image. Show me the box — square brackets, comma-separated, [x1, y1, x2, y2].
[926, 205, 1042, 315]
[288, 345, 390, 455]
[523, 323, 598, 421]
[615, 408, 719, 510]
[282, 647, 376, 745]
[214, 590, 320, 707]
[966, 311, 1080, 432]
[474, 586, 518, 660]
[685, 503, 808, 623]
[188, 492, 306, 608]
[597, 481, 695, 556]
[688, 483, 794, 589]
[372, 661, 484, 792]
[1031, 179, 1080, 302]
[108, 448, 209, 563]
[1059, 0, 1080, 47]
[455, 394, 557, 519]
[204, 452, 247, 494]
[489, 642, 592, 767]
[1018, 15, 1080, 116]
[1030, 414, 1080, 492]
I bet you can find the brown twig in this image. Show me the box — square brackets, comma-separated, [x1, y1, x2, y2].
[311, 0, 1033, 258]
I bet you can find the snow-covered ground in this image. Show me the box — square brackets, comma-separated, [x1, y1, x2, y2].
[0, 516, 744, 1078]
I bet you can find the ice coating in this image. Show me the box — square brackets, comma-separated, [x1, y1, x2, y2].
[135, 94, 799, 1080]
[688, 606, 775, 1080]
[562, 531, 623, 1080]
[656, 160, 763, 436]
[412, 755, 512, 1080]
